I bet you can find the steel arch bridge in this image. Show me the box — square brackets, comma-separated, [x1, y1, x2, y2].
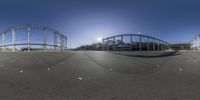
[102, 34, 170, 51]
[0, 24, 67, 52]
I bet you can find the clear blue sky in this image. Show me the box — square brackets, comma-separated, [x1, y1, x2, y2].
[1, 0, 200, 48]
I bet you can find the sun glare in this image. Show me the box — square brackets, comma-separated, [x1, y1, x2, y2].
[97, 37, 102, 42]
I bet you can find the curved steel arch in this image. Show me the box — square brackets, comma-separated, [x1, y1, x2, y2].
[102, 34, 169, 51]
[103, 34, 169, 45]
[1, 24, 67, 52]
[2, 24, 65, 36]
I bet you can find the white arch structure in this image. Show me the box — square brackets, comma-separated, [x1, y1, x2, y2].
[0, 24, 67, 52]
[190, 34, 200, 50]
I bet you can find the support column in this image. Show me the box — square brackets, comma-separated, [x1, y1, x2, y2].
[130, 35, 133, 51]
[63, 37, 65, 51]
[196, 37, 198, 50]
[112, 37, 115, 50]
[167, 44, 170, 50]
[65, 37, 67, 49]
[153, 40, 155, 51]
[147, 38, 149, 51]
[113, 37, 115, 45]
[139, 35, 142, 51]
[28, 27, 31, 52]
[196, 38, 198, 50]
[121, 35, 123, 51]
[158, 40, 160, 51]
[1, 32, 5, 51]
[130, 36, 133, 43]
[61, 36, 64, 51]
[58, 35, 62, 51]
[12, 29, 16, 51]
[54, 32, 57, 51]
[43, 28, 47, 51]
[106, 39, 108, 51]
[102, 39, 105, 50]
[59, 35, 62, 51]
[163, 44, 165, 50]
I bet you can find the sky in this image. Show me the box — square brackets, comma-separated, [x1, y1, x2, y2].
[1, 0, 200, 48]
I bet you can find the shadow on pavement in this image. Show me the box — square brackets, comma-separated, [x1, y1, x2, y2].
[111, 51, 181, 58]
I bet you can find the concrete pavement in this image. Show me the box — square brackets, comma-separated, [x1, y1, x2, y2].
[0, 51, 200, 100]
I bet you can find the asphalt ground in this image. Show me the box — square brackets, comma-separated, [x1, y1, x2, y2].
[0, 51, 200, 100]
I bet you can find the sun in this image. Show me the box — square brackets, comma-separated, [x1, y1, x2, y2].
[97, 37, 102, 42]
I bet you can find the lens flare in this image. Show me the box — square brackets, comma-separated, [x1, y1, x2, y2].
[97, 37, 102, 42]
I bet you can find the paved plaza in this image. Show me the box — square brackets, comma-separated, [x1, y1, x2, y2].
[0, 51, 200, 100]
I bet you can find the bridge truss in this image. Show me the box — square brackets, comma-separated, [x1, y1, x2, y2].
[102, 34, 169, 51]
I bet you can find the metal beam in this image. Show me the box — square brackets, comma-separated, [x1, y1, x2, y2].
[153, 40, 155, 51]
[113, 37, 115, 45]
[107, 38, 109, 51]
[54, 32, 57, 50]
[61, 35, 64, 51]
[1, 32, 5, 51]
[130, 35, 133, 43]
[28, 27, 31, 52]
[43, 28, 47, 51]
[66, 37, 68, 49]
[139, 35, 142, 51]
[59, 35, 62, 51]
[130, 35, 133, 51]
[147, 38, 149, 51]
[12, 29, 16, 51]
[121, 35, 123, 51]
